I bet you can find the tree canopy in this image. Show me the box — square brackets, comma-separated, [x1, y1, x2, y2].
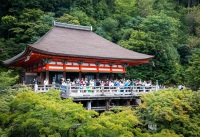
[1, 88, 193, 137]
[137, 88, 200, 137]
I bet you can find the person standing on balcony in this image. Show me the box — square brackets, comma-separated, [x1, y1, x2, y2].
[44, 78, 48, 91]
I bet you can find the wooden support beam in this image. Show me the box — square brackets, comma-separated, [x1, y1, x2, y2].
[105, 100, 110, 110]
[127, 100, 130, 106]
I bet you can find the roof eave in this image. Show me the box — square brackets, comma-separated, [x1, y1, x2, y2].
[3, 46, 31, 66]
[29, 46, 154, 62]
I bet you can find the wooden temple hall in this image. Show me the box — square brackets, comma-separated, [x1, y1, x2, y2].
[4, 22, 155, 111]
[4, 21, 153, 85]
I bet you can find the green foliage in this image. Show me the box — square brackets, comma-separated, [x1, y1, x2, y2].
[133, 128, 183, 137]
[56, 10, 95, 26]
[119, 14, 183, 84]
[101, 17, 119, 33]
[70, 10, 95, 26]
[185, 6, 200, 36]
[0, 89, 97, 137]
[137, 89, 200, 137]
[135, 0, 155, 17]
[0, 69, 19, 90]
[0, 88, 190, 137]
[0, 38, 22, 63]
[185, 54, 200, 90]
[177, 44, 192, 65]
[1, 15, 17, 38]
[93, 0, 110, 20]
[77, 110, 140, 137]
[9, 9, 54, 43]
[115, 0, 136, 16]
[56, 13, 80, 25]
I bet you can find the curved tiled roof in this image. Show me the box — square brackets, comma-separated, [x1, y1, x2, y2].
[4, 22, 153, 65]
[29, 26, 153, 60]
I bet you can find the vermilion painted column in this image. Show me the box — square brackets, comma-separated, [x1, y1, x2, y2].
[63, 64, 66, 81]
[109, 63, 113, 80]
[62, 60, 67, 81]
[95, 62, 100, 79]
[77, 60, 84, 79]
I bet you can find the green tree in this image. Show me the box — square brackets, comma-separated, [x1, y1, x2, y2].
[136, 89, 200, 137]
[0, 69, 18, 90]
[0, 89, 97, 136]
[185, 54, 200, 90]
[114, 0, 136, 16]
[70, 10, 95, 26]
[93, 0, 110, 20]
[151, 0, 180, 18]
[185, 6, 200, 36]
[135, 0, 155, 17]
[0, 38, 22, 63]
[76, 109, 140, 137]
[9, 9, 53, 43]
[119, 13, 183, 84]
[0, 15, 17, 38]
[56, 10, 94, 26]
[56, 13, 80, 25]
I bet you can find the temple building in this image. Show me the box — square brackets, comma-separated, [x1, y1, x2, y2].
[4, 21, 153, 85]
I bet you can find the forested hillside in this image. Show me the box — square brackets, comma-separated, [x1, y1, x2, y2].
[0, 0, 200, 90]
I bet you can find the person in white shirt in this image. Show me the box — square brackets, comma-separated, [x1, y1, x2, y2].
[44, 79, 48, 91]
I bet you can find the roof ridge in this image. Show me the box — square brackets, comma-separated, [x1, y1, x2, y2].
[53, 21, 92, 31]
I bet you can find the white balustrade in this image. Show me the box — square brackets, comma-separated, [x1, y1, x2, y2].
[34, 84, 158, 96]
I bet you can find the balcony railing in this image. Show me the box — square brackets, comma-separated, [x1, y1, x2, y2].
[34, 84, 158, 96]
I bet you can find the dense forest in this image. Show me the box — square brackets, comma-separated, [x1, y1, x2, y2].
[0, 0, 200, 90]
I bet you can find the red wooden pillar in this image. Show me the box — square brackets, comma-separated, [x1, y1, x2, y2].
[109, 63, 114, 80]
[78, 60, 84, 79]
[95, 62, 100, 79]
[62, 61, 67, 81]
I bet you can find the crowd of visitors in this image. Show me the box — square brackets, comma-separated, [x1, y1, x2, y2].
[59, 77, 154, 92]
